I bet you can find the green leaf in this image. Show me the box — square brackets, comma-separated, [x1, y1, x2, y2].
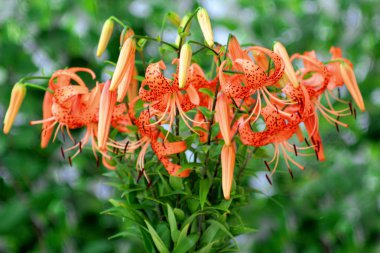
[230, 225, 257, 236]
[208, 220, 238, 246]
[197, 106, 212, 119]
[169, 176, 184, 191]
[199, 87, 215, 98]
[195, 242, 216, 253]
[144, 220, 170, 253]
[167, 204, 180, 243]
[157, 223, 171, 248]
[199, 178, 211, 210]
[172, 224, 199, 253]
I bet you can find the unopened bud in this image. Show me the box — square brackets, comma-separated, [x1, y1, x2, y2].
[3, 83, 27, 134]
[197, 8, 214, 47]
[167, 11, 181, 27]
[175, 14, 192, 47]
[178, 43, 192, 89]
[119, 27, 134, 46]
[110, 38, 136, 91]
[273, 41, 298, 88]
[96, 18, 114, 57]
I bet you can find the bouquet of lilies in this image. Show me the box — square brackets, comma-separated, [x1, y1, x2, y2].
[3, 7, 365, 252]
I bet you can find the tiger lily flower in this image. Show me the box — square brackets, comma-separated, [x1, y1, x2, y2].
[139, 60, 201, 134]
[3, 83, 27, 134]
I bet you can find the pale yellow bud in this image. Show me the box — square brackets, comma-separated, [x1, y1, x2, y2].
[175, 14, 192, 47]
[167, 11, 181, 27]
[178, 43, 192, 89]
[96, 18, 114, 57]
[3, 83, 27, 134]
[109, 38, 136, 91]
[273, 41, 298, 88]
[197, 8, 214, 47]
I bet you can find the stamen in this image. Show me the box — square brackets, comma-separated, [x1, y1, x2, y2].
[137, 168, 145, 182]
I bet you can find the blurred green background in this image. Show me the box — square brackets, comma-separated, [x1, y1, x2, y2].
[0, 0, 379, 252]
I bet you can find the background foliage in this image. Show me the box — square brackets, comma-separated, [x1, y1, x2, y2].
[0, 0, 379, 252]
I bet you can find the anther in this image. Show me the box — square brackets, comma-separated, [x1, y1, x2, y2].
[353, 108, 357, 120]
[265, 174, 272, 185]
[348, 102, 353, 115]
[79, 141, 82, 153]
[288, 167, 294, 179]
[264, 160, 271, 171]
[123, 141, 129, 154]
[137, 168, 145, 182]
[304, 138, 310, 147]
[68, 156, 72, 166]
[60, 146, 65, 160]
[293, 144, 298, 156]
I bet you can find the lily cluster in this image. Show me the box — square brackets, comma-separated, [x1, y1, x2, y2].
[3, 8, 365, 200]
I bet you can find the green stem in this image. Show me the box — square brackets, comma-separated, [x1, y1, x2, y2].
[23, 82, 53, 93]
[109, 16, 126, 28]
[222, 69, 245, 75]
[132, 35, 178, 50]
[20, 76, 50, 83]
[188, 40, 219, 58]
[206, 81, 220, 145]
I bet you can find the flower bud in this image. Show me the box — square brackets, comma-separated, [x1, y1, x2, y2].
[96, 18, 114, 57]
[197, 8, 214, 47]
[175, 14, 192, 47]
[3, 83, 27, 134]
[273, 41, 298, 88]
[178, 43, 192, 89]
[119, 27, 134, 46]
[167, 11, 181, 27]
[110, 37, 136, 91]
[221, 143, 236, 200]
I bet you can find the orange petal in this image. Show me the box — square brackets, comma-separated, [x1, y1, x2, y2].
[97, 80, 117, 150]
[41, 91, 54, 148]
[228, 35, 249, 61]
[273, 41, 298, 88]
[340, 63, 365, 112]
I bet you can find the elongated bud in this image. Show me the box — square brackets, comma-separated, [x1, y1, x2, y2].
[119, 27, 134, 46]
[273, 41, 298, 88]
[167, 11, 181, 27]
[3, 83, 27, 134]
[96, 18, 114, 57]
[215, 93, 232, 146]
[175, 14, 192, 46]
[110, 38, 136, 91]
[178, 43, 192, 89]
[117, 63, 135, 102]
[221, 143, 236, 200]
[98, 80, 117, 151]
[197, 8, 214, 47]
[340, 63, 365, 112]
